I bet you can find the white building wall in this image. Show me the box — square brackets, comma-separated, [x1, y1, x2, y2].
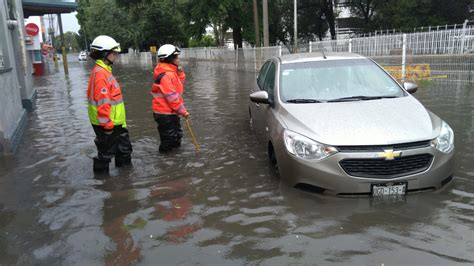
[0, 0, 28, 154]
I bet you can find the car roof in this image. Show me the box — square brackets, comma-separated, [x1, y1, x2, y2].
[278, 52, 366, 64]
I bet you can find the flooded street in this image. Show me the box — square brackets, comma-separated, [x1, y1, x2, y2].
[0, 58, 473, 265]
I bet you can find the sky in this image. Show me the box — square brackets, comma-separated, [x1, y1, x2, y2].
[61, 12, 80, 33]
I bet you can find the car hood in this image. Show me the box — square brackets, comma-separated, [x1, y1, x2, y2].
[279, 96, 442, 146]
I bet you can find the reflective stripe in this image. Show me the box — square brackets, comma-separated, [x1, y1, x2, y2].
[89, 98, 123, 106]
[111, 99, 123, 105]
[176, 105, 185, 113]
[153, 110, 175, 114]
[164, 92, 177, 97]
[113, 82, 119, 88]
[108, 75, 115, 83]
[98, 98, 111, 105]
[166, 94, 179, 101]
[152, 92, 164, 97]
[98, 117, 111, 123]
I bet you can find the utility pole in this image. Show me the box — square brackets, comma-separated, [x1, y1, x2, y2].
[294, 0, 297, 53]
[253, 0, 260, 47]
[263, 0, 269, 47]
[57, 13, 69, 75]
[48, 14, 58, 67]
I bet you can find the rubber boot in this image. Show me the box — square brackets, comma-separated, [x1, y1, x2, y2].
[115, 157, 132, 167]
[93, 157, 110, 172]
[159, 146, 173, 153]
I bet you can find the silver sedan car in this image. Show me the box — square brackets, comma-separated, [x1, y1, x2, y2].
[249, 52, 454, 196]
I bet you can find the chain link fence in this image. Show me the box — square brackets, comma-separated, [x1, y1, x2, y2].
[118, 22, 474, 84]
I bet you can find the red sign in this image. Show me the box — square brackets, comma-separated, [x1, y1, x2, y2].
[25, 23, 39, 36]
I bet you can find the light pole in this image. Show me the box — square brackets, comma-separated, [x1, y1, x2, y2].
[263, 0, 269, 47]
[294, 0, 297, 53]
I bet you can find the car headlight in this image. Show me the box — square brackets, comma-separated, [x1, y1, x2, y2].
[431, 121, 454, 153]
[283, 130, 337, 160]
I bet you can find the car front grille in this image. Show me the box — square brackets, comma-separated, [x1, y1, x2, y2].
[336, 140, 431, 152]
[339, 153, 434, 178]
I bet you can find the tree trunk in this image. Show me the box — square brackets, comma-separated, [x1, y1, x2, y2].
[263, 0, 269, 47]
[323, 0, 337, 40]
[253, 0, 260, 47]
[232, 26, 243, 49]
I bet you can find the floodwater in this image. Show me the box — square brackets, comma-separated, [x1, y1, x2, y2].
[0, 57, 473, 265]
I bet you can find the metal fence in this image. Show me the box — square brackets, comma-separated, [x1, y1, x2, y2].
[118, 23, 474, 83]
[311, 27, 474, 56]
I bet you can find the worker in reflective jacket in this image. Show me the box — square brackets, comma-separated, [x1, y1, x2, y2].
[87, 35, 132, 172]
[151, 44, 189, 153]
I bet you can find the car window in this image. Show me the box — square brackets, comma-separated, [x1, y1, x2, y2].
[257, 62, 271, 89]
[280, 59, 404, 102]
[263, 62, 276, 99]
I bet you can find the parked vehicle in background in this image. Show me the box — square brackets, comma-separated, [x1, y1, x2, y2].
[78, 51, 88, 61]
[249, 52, 455, 197]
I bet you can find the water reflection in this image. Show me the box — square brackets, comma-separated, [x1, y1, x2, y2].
[0, 59, 473, 264]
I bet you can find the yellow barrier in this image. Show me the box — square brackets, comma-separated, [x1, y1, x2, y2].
[384, 64, 432, 80]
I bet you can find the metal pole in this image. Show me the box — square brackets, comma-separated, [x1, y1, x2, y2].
[253, 0, 260, 47]
[349, 38, 352, 53]
[402, 34, 407, 82]
[254, 48, 257, 70]
[263, 0, 269, 47]
[57, 13, 68, 75]
[309, 41, 312, 53]
[460, 19, 468, 54]
[294, 0, 297, 53]
[48, 15, 58, 67]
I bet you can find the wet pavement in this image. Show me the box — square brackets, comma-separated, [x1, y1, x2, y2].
[0, 57, 473, 265]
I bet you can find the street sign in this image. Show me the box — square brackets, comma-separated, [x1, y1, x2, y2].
[25, 23, 39, 36]
[150, 46, 157, 53]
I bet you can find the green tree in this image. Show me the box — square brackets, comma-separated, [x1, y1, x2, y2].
[115, 0, 187, 49]
[54, 31, 81, 53]
[76, 0, 187, 51]
[346, 0, 380, 29]
[268, 0, 330, 50]
[188, 35, 216, 47]
[373, 0, 470, 31]
[180, 0, 254, 49]
[77, 0, 133, 49]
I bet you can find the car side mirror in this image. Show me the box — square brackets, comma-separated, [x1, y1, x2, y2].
[250, 91, 270, 105]
[404, 82, 418, 94]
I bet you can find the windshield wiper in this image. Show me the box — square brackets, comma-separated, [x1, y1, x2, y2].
[286, 98, 323, 103]
[327, 95, 397, 102]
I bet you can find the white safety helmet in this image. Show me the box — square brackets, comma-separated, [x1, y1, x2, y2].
[91, 35, 121, 52]
[157, 44, 181, 59]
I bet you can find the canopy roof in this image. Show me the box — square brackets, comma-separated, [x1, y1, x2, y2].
[23, 0, 77, 17]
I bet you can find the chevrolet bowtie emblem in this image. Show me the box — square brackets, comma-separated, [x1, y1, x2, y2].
[378, 149, 402, 160]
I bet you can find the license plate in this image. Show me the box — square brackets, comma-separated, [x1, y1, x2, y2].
[372, 183, 406, 197]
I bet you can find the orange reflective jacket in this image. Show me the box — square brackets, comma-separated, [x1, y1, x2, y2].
[151, 63, 188, 116]
[87, 60, 126, 130]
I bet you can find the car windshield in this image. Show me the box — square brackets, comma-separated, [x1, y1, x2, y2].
[280, 59, 405, 102]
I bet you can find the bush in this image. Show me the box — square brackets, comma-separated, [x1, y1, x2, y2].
[188, 35, 216, 48]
